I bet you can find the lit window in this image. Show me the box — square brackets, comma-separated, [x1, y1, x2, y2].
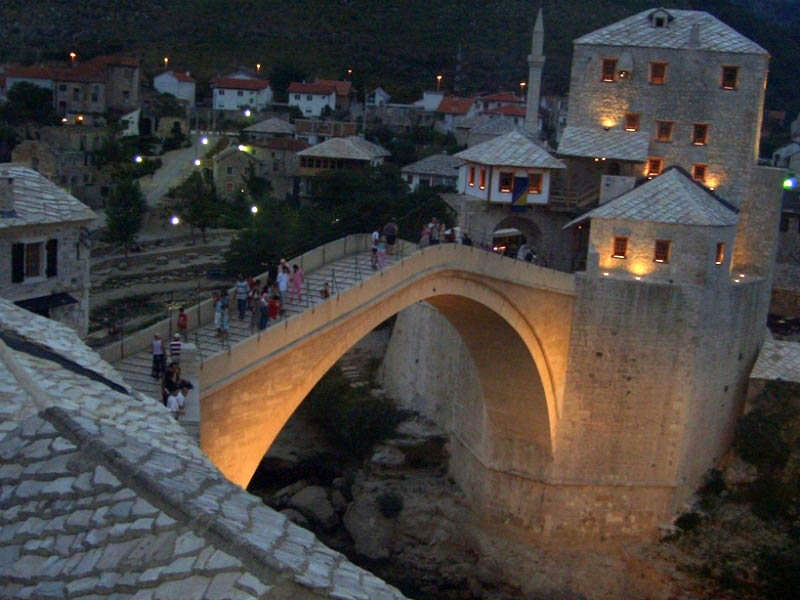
[468, 166, 475, 187]
[624, 113, 639, 131]
[602, 59, 617, 82]
[647, 157, 663, 176]
[649, 62, 667, 84]
[612, 237, 628, 259]
[479, 169, 486, 190]
[692, 124, 709, 145]
[654, 239, 670, 263]
[721, 66, 739, 90]
[656, 120, 674, 142]
[499, 172, 513, 193]
[692, 164, 707, 183]
[528, 173, 543, 194]
[715, 243, 725, 265]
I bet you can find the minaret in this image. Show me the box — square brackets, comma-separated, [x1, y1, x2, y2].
[525, 8, 545, 135]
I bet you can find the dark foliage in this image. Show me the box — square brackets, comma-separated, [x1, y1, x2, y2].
[376, 491, 404, 518]
[0, 82, 58, 126]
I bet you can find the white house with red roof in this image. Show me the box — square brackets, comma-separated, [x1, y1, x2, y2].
[435, 96, 478, 134]
[315, 79, 354, 111]
[478, 92, 525, 111]
[211, 75, 272, 111]
[154, 70, 196, 108]
[288, 82, 337, 117]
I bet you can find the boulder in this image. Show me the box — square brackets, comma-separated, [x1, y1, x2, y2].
[280, 508, 310, 528]
[370, 444, 405, 467]
[343, 495, 393, 560]
[331, 489, 348, 512]
[288, 485, 339, 530]
[271, 480, 308, 508]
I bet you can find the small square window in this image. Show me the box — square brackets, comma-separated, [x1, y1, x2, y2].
[647, 157, 663, 176]
[294, 94, 300, 100]
[226, 166, 233, 175]
[602, 59, 617, 82]
[307, 95, 313, 101]
[649, 62, 667, 84]
[219, 89, 225, 95]
[499, 172, 513, 193]
[654, 239, 670, 263]
[656, 120, 674, 142]
[612, 236, 628, 259]
[528, 173, 543, 194]
[692, 164, 707, 183]
[624, 113, 640, 131]
[715, 243, 725, 265]
[692, 124, 709, 145]
[479, 169, 486, 190]
[721, 66, 739, 90]
[468, 166, 475, 187]
[237, 90, 243, 96]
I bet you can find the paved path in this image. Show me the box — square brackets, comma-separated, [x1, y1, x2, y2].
[111, 249, 398, 406]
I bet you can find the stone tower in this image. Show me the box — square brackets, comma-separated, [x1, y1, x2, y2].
[525, 8, 545, 135]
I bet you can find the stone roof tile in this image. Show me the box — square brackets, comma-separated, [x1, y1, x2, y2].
[557, 126, 650, 162]
[750, 339, 800, 383]
[456, 130, 565, 169]
[401, 153, 464, 176]
[298, 136, 390, 161]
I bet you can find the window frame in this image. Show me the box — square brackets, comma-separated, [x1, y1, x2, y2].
[22, 241, 45, 281]
[653, 239, 671, 263]
[649, 62, 668, 85]
[467, 166, 475, 187]
[612, 236, 628, 259]
[647, 157, 664, 176]
[691, 163, 707, 183]
[692, 123, 709, 145]
[601, 59, 617, 82]
[528, 172, 543, 194]
[624, 113, 640, 132]
[715, 242, 725, 265]
[721, 66, 739, 90]
[498, 172, 513, 193]
[655, 120, 674, 142]
[479, 168, 486, 190]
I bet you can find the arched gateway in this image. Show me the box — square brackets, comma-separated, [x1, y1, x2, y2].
[197, 244, 576, 504]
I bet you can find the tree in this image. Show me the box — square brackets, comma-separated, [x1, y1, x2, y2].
[105, 179, 147, 256]
[170, 171, 219, 243]
[269, 62, 307, 103]
[0, 82, 58, 126]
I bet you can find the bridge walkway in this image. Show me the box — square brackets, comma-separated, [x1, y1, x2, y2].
[111, 249, 399, 401]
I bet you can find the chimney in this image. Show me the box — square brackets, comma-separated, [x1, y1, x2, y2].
[0, 177, 15, 213]
[689, 24, 701, 48]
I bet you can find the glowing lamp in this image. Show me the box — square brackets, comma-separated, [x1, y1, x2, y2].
[635, 276, 641, 281]
[250, 205, 258, 214]
[602, 119, 614, 130]
[244, 109, 251, 117]
[193, 158, 201, 166]
[61, 117, 68, 123]
[784, 172, 797, 190]
[134, 155, 143, 164]
[602, 272, 609, 277]
[238, 144, 247, 152]
[201, 137, 208, 145]
[738, 273, 745, 278]
[734, 278, 740, 283]
[170, 216, 180, 226]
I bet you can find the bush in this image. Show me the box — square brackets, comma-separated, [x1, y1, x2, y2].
[756, 545, 800, 598]
[674, 511, 702, 532]
[376, 491, 403, 518]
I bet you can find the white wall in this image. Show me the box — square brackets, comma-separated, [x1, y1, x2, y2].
[154, 73, 196, 108]
[457, 162, 550, 205]
[214, 87, 272, 111]
[289, 92, 336, 117]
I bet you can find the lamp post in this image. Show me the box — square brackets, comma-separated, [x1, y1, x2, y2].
[163, 57, 169, 68]
[256, 63, 261, 74]
[347, 68, 352, 79]
[520, 81, 526, 98]
[69, 52, 77, 65]
[244, 109, 251, 118]
[436, 75, 442, 91]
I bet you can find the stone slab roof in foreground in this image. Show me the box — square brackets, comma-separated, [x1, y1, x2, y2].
[557, 127, 650, 162]
[750, 339, 800, 384]
[0, 164, 96, 229]
[401, 153, 464, 177]
[575, 9, 768, 55]
[455, 130, 565, 169]
[0, 298, 406, 600]
[565, 168, 738, 228]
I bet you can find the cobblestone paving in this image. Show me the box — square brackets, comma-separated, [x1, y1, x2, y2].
[0, 297, 408, 599]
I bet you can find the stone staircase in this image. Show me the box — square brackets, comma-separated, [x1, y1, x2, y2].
[112, 249, 400, 405]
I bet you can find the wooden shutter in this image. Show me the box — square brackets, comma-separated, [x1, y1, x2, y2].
[11, 243, 24, 282]
[46, 239, 58, 278]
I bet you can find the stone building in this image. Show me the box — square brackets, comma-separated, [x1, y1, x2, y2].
[297, 136, 389, 198]
[243, 117, 296, 141]
[212, 145, 261, 199]
[250, 137, 310, 201]
[0, 165, 95, 337]
[54, 56, 140, 119]
[401, 153, 463, 191]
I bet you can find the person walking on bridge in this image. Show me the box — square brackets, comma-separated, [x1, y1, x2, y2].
[290, 264, 304, 303]
[235, 274, 249, 320]
[384, 220, 398, 255]
[277, 266, 289, 307]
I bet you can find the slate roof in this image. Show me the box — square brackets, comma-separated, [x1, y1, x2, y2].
[401, 153, 464, 177]
[297, 136, 390, 161]
[565, 167, 738, 228]
[455, 130, 565, 169]
[575, 8, 769, 55]
[750, 339, 800, 384]
[0, 298, 407, 599]
[211, 77, 270, 91]
[470, 117, 520, 137]
[558, 126, 650, 162]
[244, 117, 295, 135]
[0, 165, 96, 228]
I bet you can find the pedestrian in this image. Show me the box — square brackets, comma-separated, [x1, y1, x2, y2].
[267, 295, 281, 322]
[376, 236, 388, 270]
[383, 219, 398, 255]
[169, 333, 182, 364]
[290, 264, 304, 302]
[235, 273, 249, 320]
[161, 362, 180, 405]
[218, 291, 230, 341]
[419, 225, 430, 248]
[247, 278, 261, 313]
[258, 292, 269, 331]
[213, 291, 222, 336]
[151, 334, 166, 379]
[320, 282, 331, 299]
[166, 388, 181, 420]
[371, 227, 380, 270]
[249, 288, 261, 333]
[461, 232, 473, 246]
[429, 218, 440, 245]
[176, 306, 188, 340]
[277, 265, 289, 306]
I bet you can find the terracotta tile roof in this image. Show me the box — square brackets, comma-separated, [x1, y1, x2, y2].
[211, 77, 270, 91]
[55, 56, 139, 83]
[288, 81, 336, 95]
[170, 70, 195, 83]
[576, 9, 768, 55]
[481, 105, 526, 117]
[565, 167, 738, 228]
[316, 79, 352, 97]
[436, 96, 476, 115]
[456, 130, 565, 169]
[266, 138, 310, 152]
[5, 66, 58, 80]
[480, 92, 524, 104]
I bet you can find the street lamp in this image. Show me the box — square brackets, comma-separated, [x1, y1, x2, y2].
[436, 75, 442, 91]
[201, 137, 208, 145]
[134, 155, 143, 163]
[238, 144, 247, 152]
[784, 171, 797, 190]
[250, 205, 258, 214]
[193, 158, 201, 167]
[69, 52, 77, 65]
[520, 81, 526, 97]
[256, 63, 261, 73]
[244, 109, 251, 118]
[347, 68, 352, 79]
[163, 57, 169, 68]
[170, 215, 180, 226]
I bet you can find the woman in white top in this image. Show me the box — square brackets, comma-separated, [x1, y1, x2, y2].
[276, 266, 289, 305]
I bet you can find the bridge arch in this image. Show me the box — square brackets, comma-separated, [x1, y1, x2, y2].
[199, 247, 574, 491]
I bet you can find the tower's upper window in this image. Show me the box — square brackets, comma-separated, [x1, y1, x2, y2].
[648, 9, 673, 28]
[602, 59, 617, 82]
[721, 66, 739, 90]
[649, 62, 668, 84]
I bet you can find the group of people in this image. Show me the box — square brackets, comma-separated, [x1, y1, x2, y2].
[151, 333, 192, 420]
[371, 220, 399, 270]
[418, 217, 472, 248]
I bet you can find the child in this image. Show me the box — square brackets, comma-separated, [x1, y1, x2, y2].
[176, 307, 188, 340]
[166, 388, 182, 420]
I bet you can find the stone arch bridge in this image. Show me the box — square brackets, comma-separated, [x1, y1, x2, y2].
[195, 240, 576, 523]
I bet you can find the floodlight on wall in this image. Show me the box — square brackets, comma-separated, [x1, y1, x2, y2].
[784, 171, 797, 190]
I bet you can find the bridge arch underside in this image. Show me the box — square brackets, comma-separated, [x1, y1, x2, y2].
[200, 272, 562, 502]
